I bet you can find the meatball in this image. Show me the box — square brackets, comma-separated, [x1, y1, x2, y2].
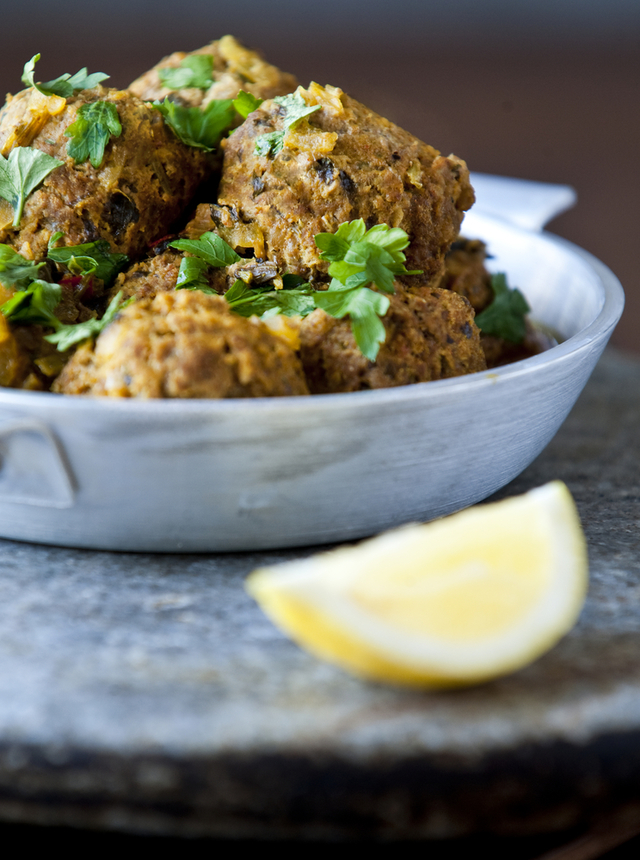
[299, 283, 486, 394]
[53, 290, 309, 398]
[436, 237, 493, 313]
[129, 35, 298, 107]
[218, 83, 474, 286]
[0, 85, 212, 261]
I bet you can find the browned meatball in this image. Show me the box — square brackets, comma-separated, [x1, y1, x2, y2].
[436, 237, 493, 313]
[0, 85, 212, 261]
[129, 35, 298, 107]
[481, 321, 556, 369]
[299, 283, 486, 394]
[218, 83, 474, 286]
[53, 290, 309, 398]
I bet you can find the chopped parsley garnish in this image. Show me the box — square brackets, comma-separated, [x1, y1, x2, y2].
[314, 220, 421, 359]
[22, 54, 108, 98]
[254, 92, 321, 157]
[152, 98, 235, 152]
[224, 278, 315, 318]
[47, 237, 128, 286]
[0, 245, 44, 288]
[158, 55, 214, 91]
[45, 291, 124, 351]
[170, 231, 241, 267]
[315, 220, 421, 293]
[65, 101, 122, 169]
[1, 279, 61, 329]
[175, 256, 217, 293]
[474, 273, 530, 343]
[233, 90, 263, 119]
[0, 147, 62, 228]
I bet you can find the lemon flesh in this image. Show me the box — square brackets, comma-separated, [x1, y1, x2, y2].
[246, 482, 588, 687]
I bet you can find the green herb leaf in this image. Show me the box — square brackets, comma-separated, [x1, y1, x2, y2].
[170, 232, 241, 267]
[1, 279, 62, 328]
[45, 290, 123, 351]
[47, 239, 128, 286]
[22, 54, 109, 98]
[225, 278, 315, 318]
[474, 273, 530, 343]
[314, 281, 390, 361]
[315, 219, 420, 294]
[0, 147, 62, 228]
[0, 245, 44, 287]
[175, 256, 217, 293]
[152, 97, 235, 152]
[233, 90, 263, 119]
[254, 91, 321, 157]
[65, 101, 122, 169]
[158, 55, 214, 91]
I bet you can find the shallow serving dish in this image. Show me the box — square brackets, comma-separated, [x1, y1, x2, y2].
[0, 176, 624, 552]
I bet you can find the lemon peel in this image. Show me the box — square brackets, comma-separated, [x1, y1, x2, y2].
[245, 482, 588, 687]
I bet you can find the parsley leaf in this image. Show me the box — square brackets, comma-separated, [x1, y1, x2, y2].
[152, 98, 235, 152]
[233, 90, 263, 119]
[45, 290, 124, 351]
[0, 245, 44, 288]
[224, 278, 315, 318]
[254, 91, 321, 157]
[175, 256, 217, 293]
[315, 220, 420, 293]
[1, 279, 62, 329]
[158, 55, 214, 91]
[65, 101, 122, 169]
[0, 147, 62, 228]
[314, 280, 390, 361]
[22, 54, 109, 98]
[47, 238, 128, 286]
[170, 232, 241, 267]
[474, 273, 530, 343]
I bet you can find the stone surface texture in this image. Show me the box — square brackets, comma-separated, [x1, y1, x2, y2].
[0, 349, 640, 839]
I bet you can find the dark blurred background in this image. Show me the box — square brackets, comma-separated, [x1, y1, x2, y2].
[1, 0, 638, 352]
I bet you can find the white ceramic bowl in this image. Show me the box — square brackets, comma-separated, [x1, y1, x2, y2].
[0, 179, 624, 551]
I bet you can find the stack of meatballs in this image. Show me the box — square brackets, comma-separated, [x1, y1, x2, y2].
[0, 36, 531, 399]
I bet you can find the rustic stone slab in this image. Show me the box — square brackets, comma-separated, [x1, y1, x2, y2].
[0, 349, 639, 839]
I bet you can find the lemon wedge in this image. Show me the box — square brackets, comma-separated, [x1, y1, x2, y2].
[246, 482, 588, 687]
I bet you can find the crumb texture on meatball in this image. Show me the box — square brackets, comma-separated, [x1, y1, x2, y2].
[300, 284, 486, 394]
[53, 290, 309, 398]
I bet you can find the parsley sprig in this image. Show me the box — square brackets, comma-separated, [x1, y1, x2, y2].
[474, 273, 530, 343]
[255, 92, 321, 157]
[47, 235, 128, 286]
[152, 98, 235, 152]
[158, 55, 214, 91]
[170, 231, 242, 267]
[233, 90, 263, 119]
[1, 279, 62, 329]
[225, 276, 315, 318]
[65, 101, 122, 168]
[22, 54, 108, 98]
[0, 245, 44, 288]
[313, 220, 422, 359]
[0, 147, 62, 228]
[45, 291, 124, 351]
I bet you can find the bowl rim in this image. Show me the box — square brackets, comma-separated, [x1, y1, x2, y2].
[0, 218, 624, 417]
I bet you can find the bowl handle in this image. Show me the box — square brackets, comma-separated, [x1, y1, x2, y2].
[0, 421, 75, 508]
[469, 173, 577, 232]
